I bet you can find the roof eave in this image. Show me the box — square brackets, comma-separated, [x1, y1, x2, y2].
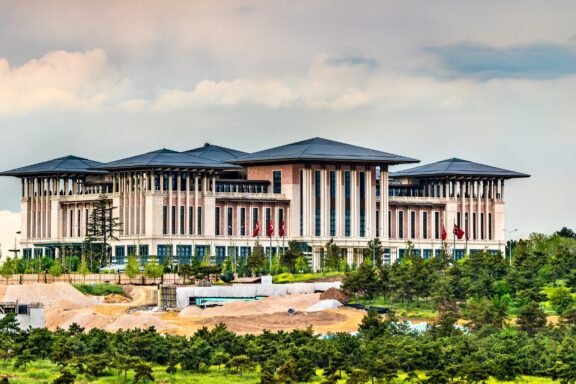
[231, 157, 420, 166]
[391, 172, 531, 179]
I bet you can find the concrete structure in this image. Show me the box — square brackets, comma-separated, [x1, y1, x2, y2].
[1, 137, 529, 268]
[175, 282, 342, 308]
[0, 302, 45, 329]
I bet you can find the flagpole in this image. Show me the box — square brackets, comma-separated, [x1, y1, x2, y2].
[453, 219, 456, 261]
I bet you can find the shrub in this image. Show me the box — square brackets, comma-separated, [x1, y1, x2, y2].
[74, 283, 125, 296]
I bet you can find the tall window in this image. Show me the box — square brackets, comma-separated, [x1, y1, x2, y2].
[330, 171, 336, 237]
[266, 208, 272, 236]
[345, 171, 351, 237]
[410, 211, 416, 239]
[315, 170, 321, 237]
[189, 207, 194, 235]
[227, 207, 233, 236]
[376, 210, 380, 238]
[273, 171, 282, 194]
[278, 208, 284, 234]
[457, 212, 461, 227]
[465, 213, 469, 239]
[388, 210, 392, 238]
[398, 211, 404, 239]
[215, 207, 221, 236]
[77, 209, 81, 237]
[481, 213, 485, 240]
[422, 212, 428, 239]
[359, 172, 366, 237]
[171, 172, 177, 191]
[162, 206, 168, 235]
[197, 207, 202, 235]
[240, 207, 246, 236]
[180, 172, 187, 191]
[473, 212, 477, 240]
[171, 206, 176, 234]
[154, 174, 160, 191]
[434, 212, 440, 239]
[252, 208, 259, 233]
[488, 213, 492, 240]
[163, 174, 169, 191]
[180, 207, 185, 234]
[299, 170, 304, 236]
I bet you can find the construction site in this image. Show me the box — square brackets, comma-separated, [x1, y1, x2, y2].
[0, 280, 365, 335]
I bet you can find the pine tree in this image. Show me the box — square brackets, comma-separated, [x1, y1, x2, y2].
[85, 194, 121, 269]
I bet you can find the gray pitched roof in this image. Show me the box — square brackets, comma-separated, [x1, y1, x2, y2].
[1, 155, 105, 177]
[184, 143, 248, 162]
[391, 158, 530, 179]
[92, 148, 241, 171]
[232, 137, 419, 165]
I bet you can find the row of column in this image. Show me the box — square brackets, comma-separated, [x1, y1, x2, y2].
[420, 178, 506, 200]
[299, 166, 376, 239]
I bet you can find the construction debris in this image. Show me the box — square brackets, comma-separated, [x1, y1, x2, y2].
[320, 288, 350, 302]
[306, 300, 343, 312]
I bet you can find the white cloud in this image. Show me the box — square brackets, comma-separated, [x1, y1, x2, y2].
[0, 49, 123, 115]
[0, 210, 20, 261]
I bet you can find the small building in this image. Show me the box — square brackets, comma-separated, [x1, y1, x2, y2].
[0, 302, 45, 329]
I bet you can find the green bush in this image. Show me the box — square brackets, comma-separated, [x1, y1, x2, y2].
[73, 283, 125, 296]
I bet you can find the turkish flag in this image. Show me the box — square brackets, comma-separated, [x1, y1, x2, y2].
[253, 220, 260, 237]
[442, 226, 447, 241]
[279, 221, 286, 237]
[267, 221, 274, 237]
[453, 224, 465, 240]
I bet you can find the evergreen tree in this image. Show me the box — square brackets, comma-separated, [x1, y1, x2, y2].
[246, 242, 266, 276]
[221, 256, 234, 283]
[323, 239, 342, 271]
[517, 301, 547, 336]
[125, 256, 140, 278]
[85, 194, 121, 269]
[281, 241, 304, 273]
[365, 238, 384, 267]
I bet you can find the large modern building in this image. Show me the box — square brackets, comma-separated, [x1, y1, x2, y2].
[1, 137, 529, 268]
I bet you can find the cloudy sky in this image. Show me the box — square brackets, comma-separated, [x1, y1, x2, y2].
[0, 0, 575, 251]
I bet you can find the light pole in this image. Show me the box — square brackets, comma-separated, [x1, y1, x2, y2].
[503, 228, 518, 267]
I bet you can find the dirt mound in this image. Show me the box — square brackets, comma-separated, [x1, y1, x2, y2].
[200, 311, 349, 334]
[179, 293, 322, 318]
[1, 283, 93, 310]
[104, 294, 131, 304]
[306, 300, 342, 312]
[320, 288, 350, 302]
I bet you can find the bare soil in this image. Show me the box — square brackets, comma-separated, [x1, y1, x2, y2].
[0, 283, 363, 335]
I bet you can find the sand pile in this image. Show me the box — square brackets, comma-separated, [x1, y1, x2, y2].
[104, 294, 131, 304]
[320, 288, 350, 302]
[179, 293, 322, 318]
[200, 311, 349, 334]
[1, 283, 93, 310]
[106, 312, 166, 332]
[306, 300, 343, 312]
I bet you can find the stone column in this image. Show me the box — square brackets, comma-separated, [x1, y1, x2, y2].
[194, 174, 200, 235]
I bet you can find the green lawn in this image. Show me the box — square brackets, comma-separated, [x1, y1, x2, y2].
[0, 361, 555, 383]
[73, 283, 125, 296]
[348, 297, 438, 319]
[272, 271, 344, 284]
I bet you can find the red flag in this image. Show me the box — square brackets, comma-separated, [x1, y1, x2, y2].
[453, 224, 465, 240]
[253, 220, 260, 237]
[279, 221, 286, 237]
[441, 226, 447, 241]
[267, 221, 274, 237]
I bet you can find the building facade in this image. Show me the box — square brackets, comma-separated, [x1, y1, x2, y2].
[1, 138, 529, 268]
